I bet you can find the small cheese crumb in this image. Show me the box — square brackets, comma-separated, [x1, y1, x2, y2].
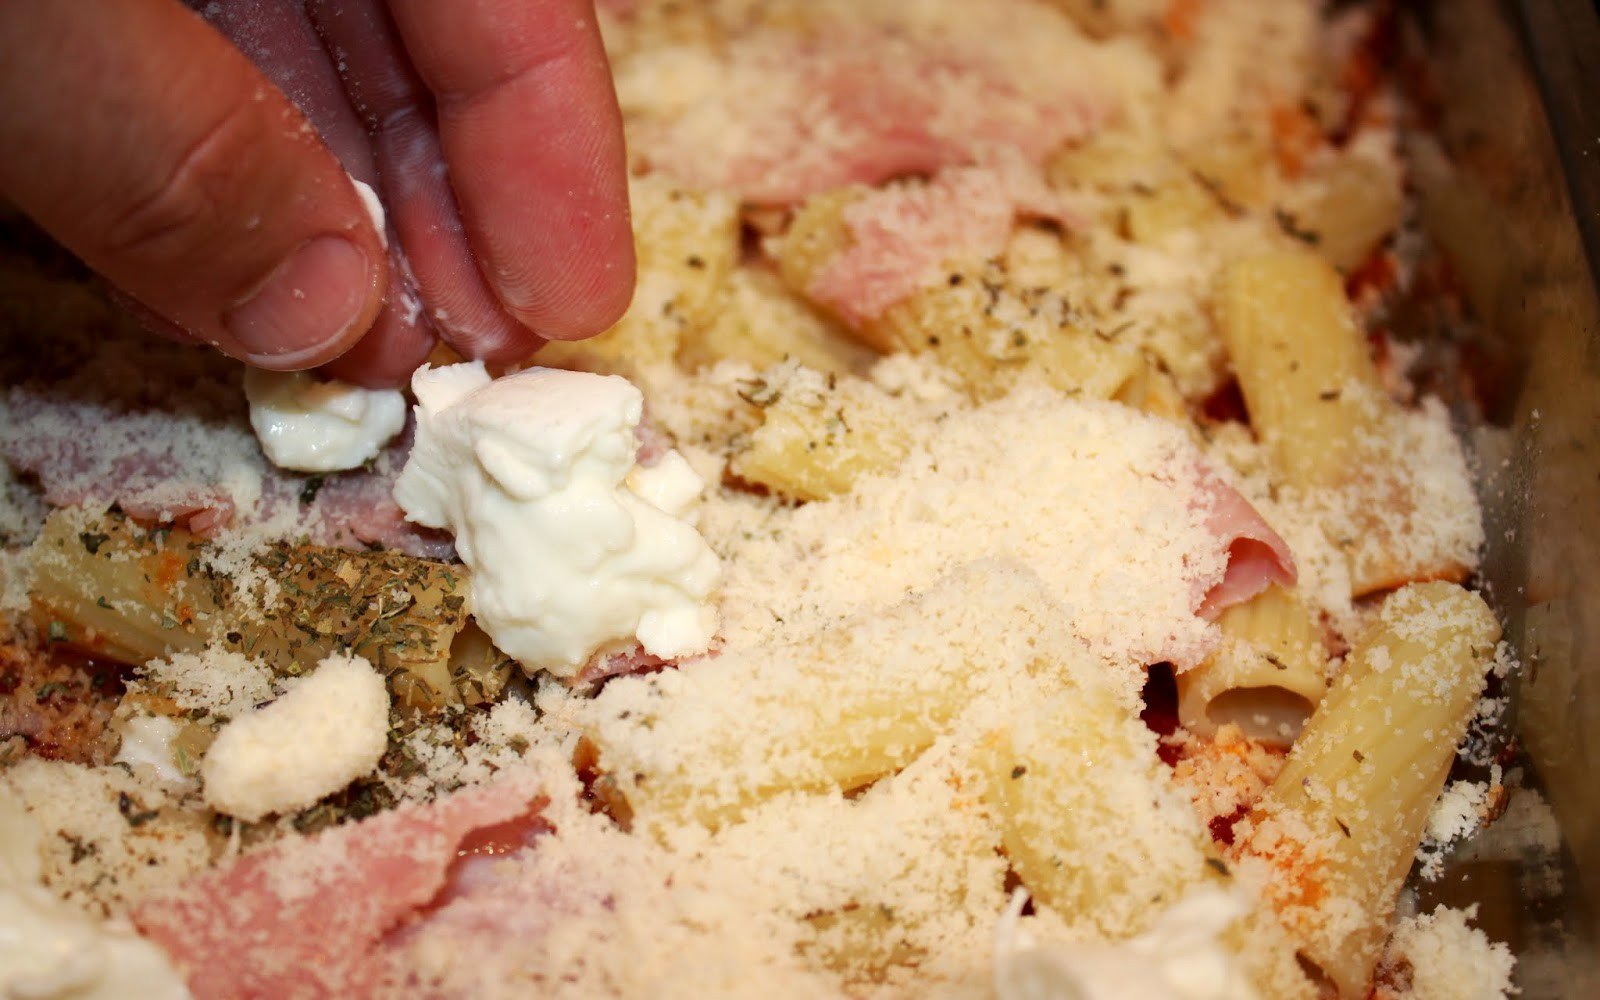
[1381, 906, 1514, 1000]
[112, 715, 191, 789]
[202, 654, 389, 822]
[1425, 780, 1488, 847]
[1416, 779, 1489, 881]
[244, 368, 406, 473]
[349, 177, 387, 248]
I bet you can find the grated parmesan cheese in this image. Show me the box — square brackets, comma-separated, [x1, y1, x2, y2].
[1380, 907, 1515, 1000]
[0, 0, 1525, 995]
[701, 382, 1227, 689]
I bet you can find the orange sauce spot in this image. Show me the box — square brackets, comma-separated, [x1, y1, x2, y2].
[1162, 0, 1203, 42]
[1269, 105, 1322, 179]
[152, 551, 185, 588]
[1239, 821, 1330, 922]
[1346, 250, 1397, 304]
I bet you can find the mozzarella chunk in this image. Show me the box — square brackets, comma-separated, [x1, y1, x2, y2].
[244, 369, 405, 473]
[393, 362, 721, 676]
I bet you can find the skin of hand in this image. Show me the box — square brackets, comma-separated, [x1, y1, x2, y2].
[0, 0, 636, 388]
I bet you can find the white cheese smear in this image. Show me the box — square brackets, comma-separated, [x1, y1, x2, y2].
[0, 789, 191, 1000]
[243, 368, 406, 473]
[994, 889, 1259, 1000]
[393, 362, 721, 677]
[349, 176, 387, 247]
[113, 714, 192, 789]
[201, 654, 390, 822]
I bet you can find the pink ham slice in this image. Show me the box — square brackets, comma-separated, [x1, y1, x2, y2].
[0, 389, 240, 532]
[296, 447, 455, 560]
[629, 17, 1114, 205]
[803, 161, 1081, 326]
[132, 774, 550, 1000]
[572, 644, 673, 690]
[1, 386, 452, 559]
[1191, 468, 1297, 620]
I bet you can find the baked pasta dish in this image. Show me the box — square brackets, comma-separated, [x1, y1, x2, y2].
[0, 1, 1552, 998]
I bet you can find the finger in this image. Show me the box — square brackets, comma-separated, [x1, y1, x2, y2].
[0, 0, 386, 370]
[198, 0, 439, 385]
[308, 0, 540, 362]
[189, 0, 374, 173]
[385, 0, 635, 341]
[318, 256, 438, 387]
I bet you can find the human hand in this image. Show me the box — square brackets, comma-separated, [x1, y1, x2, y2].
[0, 0, 635, 387]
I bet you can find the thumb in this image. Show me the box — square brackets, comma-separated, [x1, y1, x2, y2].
[0, 0, 387, 370]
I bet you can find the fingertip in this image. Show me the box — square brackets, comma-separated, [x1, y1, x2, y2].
[319, 293, 438, 388]
[222, 234, 385, 370]
[510, 205, 637, 342]
[0, 2, 395, 374]
[490, 179, 636, 343]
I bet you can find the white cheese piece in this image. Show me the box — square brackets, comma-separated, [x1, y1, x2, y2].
[1383, 906, 1515, 1000]
[201, 654, 389, 822]
[0, 788, 191, 1000]
[113, 715, 192, 789]
[243, 368, 406, 473]
[994, 889, 1259, 1000]
[625, 449, 705, 521]
[1425, 779, 1489, 846]
[393, 362, 721, 677]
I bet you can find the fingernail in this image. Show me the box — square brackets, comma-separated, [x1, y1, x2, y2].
[224, 236, 373, 367]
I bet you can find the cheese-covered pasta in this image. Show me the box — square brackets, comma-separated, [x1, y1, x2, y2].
[0, 2, 1524, 999]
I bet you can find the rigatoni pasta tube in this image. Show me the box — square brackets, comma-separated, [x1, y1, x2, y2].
[1285, 151, 1405, 273]
[729, 366, 910, 502]
[867, 267, 1144, 403]
[1217, 248, 1466, 597]
[29, 508, 222, 666]
[1238, 582, 1500, 997]
[1177, 584, 1328, 746]
[28, 508, 510, 708]
[1217, 248, 1385, 492]
[678, 268, 873, 376]
[584, 561, 1066, 831]
[980, 680, 1223, 937]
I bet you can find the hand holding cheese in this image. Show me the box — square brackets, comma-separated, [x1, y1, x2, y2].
[0, 0, 633, 387]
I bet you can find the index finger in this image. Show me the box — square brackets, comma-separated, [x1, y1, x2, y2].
[385, 0, 634, 342]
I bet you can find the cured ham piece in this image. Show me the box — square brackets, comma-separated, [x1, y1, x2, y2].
[131, 775, 550, 1000]
[1191, 469, 1298, 620]
[625, 10, 1117, 205]
[0, 386, 452, 560]
[0, 389, 244, 532]
[572, 644, 673, 690]
[297, 452, 455, 560]
[804, 162, 1081, 326]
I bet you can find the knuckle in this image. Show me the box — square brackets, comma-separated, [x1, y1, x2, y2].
[97, 103, 262, 265]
